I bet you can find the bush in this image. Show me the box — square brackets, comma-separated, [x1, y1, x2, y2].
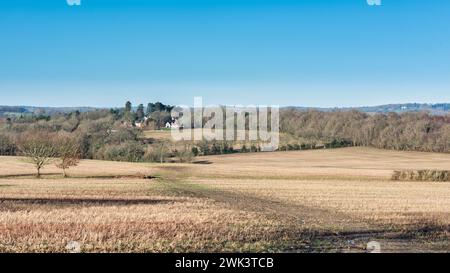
[173, 148, 194, 163]
[191, 146, 199, 156]
[105, 128, 140, 144]
[392, 170, 450, 182]
[144, 142, 170, 163]
[241, 145, 249, 153]
[96, 142, 145, 162]
[0, 134, 16, 156]
[250, 144, 259, 152]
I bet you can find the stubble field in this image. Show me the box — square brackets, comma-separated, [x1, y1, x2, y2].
[0, 147, 449, 252]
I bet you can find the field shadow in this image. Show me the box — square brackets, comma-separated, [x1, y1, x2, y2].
[192, 160, 213, 165]
[0, 197, 177, 207]
[75, 174, 157, 180]
[0, 173, 157, 180]
[0, 173, 61, 179]
[156, 165, 191, 173]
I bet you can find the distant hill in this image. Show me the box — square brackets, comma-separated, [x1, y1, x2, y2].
[1, 103, 450, 118]
[0, 106, 101, 117]
[352, 103, 450, 115]
[288, 103, 450, 115]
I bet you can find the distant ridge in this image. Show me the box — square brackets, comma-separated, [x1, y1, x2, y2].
[287, 103, 450, 115]
[1, 103, 450, 117]
[0, 106, 101, 117]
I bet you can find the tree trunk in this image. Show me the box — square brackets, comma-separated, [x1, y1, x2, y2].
[36, 167, 41, 178]
[63, 168, 67, 178]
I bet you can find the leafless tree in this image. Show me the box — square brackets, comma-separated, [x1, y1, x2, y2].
[173, 141, 194, 163]
[18, 132, 56, 178]
[54, 133, 80, 177]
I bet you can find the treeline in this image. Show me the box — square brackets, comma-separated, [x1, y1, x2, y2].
[0, 109, 138, 159]
[2, 103, 450, 169]
[0, 106, 28, 116]
[0, 102, 250, 166]
[280, 110, 450, 153]
[117, 101, 174, 128]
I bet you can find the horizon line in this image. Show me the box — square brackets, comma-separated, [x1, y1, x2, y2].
[1, 102, 450, 110]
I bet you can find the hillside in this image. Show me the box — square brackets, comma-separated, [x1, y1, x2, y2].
[2, 103, 450, 118]
[289, 103, 450, 115]
[0, 106, 100, 117]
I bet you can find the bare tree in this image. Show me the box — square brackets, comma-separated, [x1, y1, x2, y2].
[54, 133, 80, 177]
[153, 141, 169, 163]
[173, 141, 194, 163]
[19, 132, 56, 178]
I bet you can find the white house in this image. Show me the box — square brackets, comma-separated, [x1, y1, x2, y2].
[134, 116, 150, 129]
[165, 118, 180, 129]
[135, 122, 145, 129]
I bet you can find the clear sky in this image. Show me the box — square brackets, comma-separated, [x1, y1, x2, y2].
[1, 0, 450, 107]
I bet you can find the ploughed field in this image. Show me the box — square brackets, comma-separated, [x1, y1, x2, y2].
[0, 147, 449, 252]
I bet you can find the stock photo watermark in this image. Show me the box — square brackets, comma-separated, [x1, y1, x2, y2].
[67, 0, 81, 6]
[66, 1, 380, 7]
[367, 241, 381, 253]
[170, 97, 280, 152]
[367, 0, 382, 6]
[65, 241, 81, 253]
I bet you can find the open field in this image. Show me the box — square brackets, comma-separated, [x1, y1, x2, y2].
[143, 129, 302, 146]
[0, 147, 449, 252]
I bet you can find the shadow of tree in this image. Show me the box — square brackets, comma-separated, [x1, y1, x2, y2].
[192, 160, 213, 165]
[0, 197, 178, 206]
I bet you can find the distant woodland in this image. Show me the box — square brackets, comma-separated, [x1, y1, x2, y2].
[281, 110, 450, 153]
[1, 102, 450, 166]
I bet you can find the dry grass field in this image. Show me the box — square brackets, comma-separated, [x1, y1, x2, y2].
[142, 129, 300, 148]
[0, 147, 449, 252]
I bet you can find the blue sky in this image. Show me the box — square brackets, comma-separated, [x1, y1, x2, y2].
[1, 0, 450, 107]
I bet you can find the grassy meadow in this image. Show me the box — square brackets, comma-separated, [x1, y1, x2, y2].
[0, 147, 449, 252]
